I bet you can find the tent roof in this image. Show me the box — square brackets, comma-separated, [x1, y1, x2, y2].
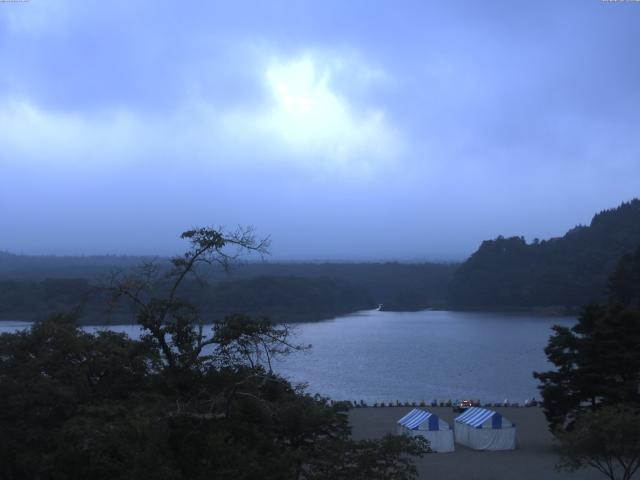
[455, 407, 500, 427]
[397, 409, 436, 429]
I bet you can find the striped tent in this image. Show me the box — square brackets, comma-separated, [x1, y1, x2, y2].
[454, 407, 516, 451]
[396, 409, 454, 453]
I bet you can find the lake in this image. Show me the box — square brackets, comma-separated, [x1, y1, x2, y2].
[0, 310, 573, 404]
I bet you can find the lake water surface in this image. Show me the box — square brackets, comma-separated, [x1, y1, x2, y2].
[0, 310, 573, 404]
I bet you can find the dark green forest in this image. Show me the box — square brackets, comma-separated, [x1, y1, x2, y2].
[0, 276, 375, 324]
[0, 256, 456, 324]
[449, 199, 640, 311]
[2, 198, 640, 321]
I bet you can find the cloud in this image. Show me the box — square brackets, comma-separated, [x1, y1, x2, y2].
[221, 54, 403, 173]
[0, 51, 403, 176]
[0, 99, 146, 166]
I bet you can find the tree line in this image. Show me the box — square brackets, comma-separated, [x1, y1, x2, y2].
[0, 256, 456, 323]
[2, 198, 639, 319]
[0, 275, 376, 325]
[449, 199, 640, 310]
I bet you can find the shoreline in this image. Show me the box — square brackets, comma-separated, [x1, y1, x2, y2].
[381, 305, 578, 317]
[0, 308, 365, 326]
[0, 304, 578, 326]
[349, 406, 600, 480]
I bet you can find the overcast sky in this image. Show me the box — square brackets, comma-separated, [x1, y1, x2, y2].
[1, 0, 639, 260]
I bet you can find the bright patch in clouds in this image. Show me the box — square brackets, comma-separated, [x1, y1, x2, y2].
[257, 55, 403, 170]
[226, 55, 403, 173]
[0, 51, 403, 175]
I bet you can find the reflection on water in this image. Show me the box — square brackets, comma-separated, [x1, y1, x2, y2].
[0, 309, 573, 403]
[273, 309, 574, 404]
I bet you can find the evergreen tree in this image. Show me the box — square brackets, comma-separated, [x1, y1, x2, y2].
[534, 247, 640, 432]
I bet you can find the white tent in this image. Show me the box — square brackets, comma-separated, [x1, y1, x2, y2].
[396, 408, 455, 453]
[454, 407, 516, 451]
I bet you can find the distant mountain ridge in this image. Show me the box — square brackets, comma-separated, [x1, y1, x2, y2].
[449, 199, 640, 310]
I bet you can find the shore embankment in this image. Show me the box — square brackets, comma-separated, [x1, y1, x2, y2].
[348, 406, 602, 480]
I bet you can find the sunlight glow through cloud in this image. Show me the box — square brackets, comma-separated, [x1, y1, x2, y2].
[0, 51, 403, 176]
[246, 54, 404, 172]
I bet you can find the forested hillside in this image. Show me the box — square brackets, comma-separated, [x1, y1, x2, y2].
[193, 276, 376, 322]
[0, 276, 375, 324]
[449, 199, 640, 310]
[0, 255, 456, 323]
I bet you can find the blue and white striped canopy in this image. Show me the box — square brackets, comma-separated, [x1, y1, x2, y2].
[397, 409, 438, 430]
[455, 407, 502, 428]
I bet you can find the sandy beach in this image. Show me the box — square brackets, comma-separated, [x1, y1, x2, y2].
[349, 406, 603, 480]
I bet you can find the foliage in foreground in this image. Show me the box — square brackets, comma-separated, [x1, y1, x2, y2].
[534, 246, 640, 432]
[535, 246, 640, 479]
[0, 227, 429, 480]
[0, 316, 428, 480]
[557, 405, 640, 480]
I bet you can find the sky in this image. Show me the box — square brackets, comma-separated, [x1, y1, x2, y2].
[1, 0, 639, 261]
